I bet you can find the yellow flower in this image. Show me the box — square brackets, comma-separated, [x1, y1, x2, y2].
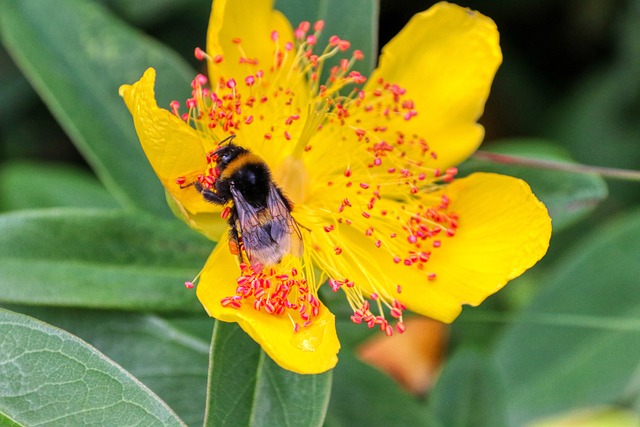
[119, 0, 551, 374]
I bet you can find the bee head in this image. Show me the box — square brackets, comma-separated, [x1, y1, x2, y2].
[213, 142, 247, 170]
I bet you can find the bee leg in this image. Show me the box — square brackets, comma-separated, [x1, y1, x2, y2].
[228, 221, 246, 264]
[194, 182, 226, 205]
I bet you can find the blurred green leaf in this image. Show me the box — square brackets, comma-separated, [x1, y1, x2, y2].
[0, 161, 118, 211]
[104, 0, 202, 26]
[462, 139, 608, 231]
[0, 308, 186, 426]
[0, 209, 211, 311]
[493, 209, 640, 425]
[3, 305, 212, 426]
[276, 0, 379, 76]
[0, 0, 196, 216]
[205, 322, 332, 427]
[429, 349, 508, 427]
[325, 352, 440, 427]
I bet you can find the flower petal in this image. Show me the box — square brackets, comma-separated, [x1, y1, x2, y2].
[119, 68, 213, 215]
[207, 0, 294, 82]
[312, 173, 550, 324]
[368, 2, 502, 169]
[404, 172, 551, 321]
[197, 236, 340, 374]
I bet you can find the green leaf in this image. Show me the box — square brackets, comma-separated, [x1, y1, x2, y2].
[205, 322, 332, 427]
[493, 209, 640, 425]
[462, 139, 608, 231]
[2, 305, 212, 426]
[276, 0, 379, 76]
[0, 161, 118, 211]
[325, 352, 440, 427]
[0, 308, 186, 426]
[0, 209, 212, 311]
[0, 0, 196, 216]
[429, 349, 508, 427]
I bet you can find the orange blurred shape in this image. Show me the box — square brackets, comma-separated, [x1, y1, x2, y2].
[357, 317, 448, 395]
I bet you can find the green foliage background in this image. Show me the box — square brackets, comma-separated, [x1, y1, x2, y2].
[1, 0, 639, 426]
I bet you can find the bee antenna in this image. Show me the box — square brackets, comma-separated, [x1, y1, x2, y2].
[180, 181, 196, 189]
[219, 134, 236, 146]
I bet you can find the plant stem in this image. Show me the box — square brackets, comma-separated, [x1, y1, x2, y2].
[473, 151, 640, 181]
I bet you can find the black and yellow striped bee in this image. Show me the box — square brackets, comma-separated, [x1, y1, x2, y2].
[194, 139, 303, 266]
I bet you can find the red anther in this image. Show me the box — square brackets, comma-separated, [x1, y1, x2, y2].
[433, 240, 441, 248]
[306, 35, 317, 46]
[373, 158, 382, 166]
[232, 37, 242, 44]
[385, 324, 394, 336]
[175, 176, 186, 185]
[362, 211, 371, 219]
[314, 20, 325, 32]
[329, 35, 340, 46]
[408, 235, 418, 244]
[351, 315, 362, 324]
[194, 47, 206, 60]
[323, 225, 334, 233]
[334, 247, 343, 255]
[264, 133, 272, 140]
[226, 78, 237, 89]
[284, 131, 291, 140]
[293, 323, 301, 333]
[184, 281, 194, 289]
[271, 30, 279, 41]
[245, 75, 255, 86]
[396, 322, 406, 334]
[353, 49, 364, 60]
[428, 273, 437, 281]
[404, 259, 412, 266]
[375, 240, 382, 248]
[186, 98, 197, 108]
[338, 40, 351, 51]
[393, 256, 401, 264]
[370, 293, 378, 300]
[265, 301, 275, 314]
[214, 54, 224, 63]
[396, 285, 402, 294]
[221, 206, 231, 219]
[245, 116, 254, 124]
[285, 41, 294, 51]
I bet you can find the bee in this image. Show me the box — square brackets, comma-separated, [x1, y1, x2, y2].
[194, 139, 303, 266]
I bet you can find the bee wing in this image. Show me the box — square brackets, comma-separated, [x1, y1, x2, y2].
[230, 184, 303, 265]
[266, 184, 304, 258]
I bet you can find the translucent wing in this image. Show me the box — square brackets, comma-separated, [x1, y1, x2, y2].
[230, 183, 303, 266]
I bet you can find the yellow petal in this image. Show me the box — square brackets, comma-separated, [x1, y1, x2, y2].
[197, 236, 340, 374]
[368, 2, 502, 169]
[311, 172, 549, 323]
[207, 0, 294, 82]
[119, 68, 213, 215]
[403, 172, 551, 321]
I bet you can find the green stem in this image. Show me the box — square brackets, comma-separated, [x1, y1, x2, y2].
[473, 150, 640, 182]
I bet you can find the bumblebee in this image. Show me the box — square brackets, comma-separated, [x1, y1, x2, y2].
[194, 140, 303, 266]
